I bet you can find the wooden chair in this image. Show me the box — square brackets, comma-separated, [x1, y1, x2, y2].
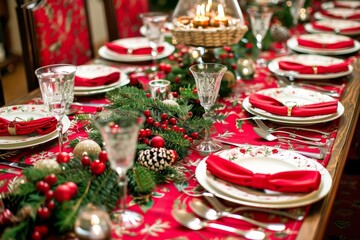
[15, 0, 94, 92]
[0, 76, 4, 106]
[103, 0, 149, 41]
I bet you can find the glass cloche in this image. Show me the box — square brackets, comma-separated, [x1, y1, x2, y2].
[170, 0, 248, 47]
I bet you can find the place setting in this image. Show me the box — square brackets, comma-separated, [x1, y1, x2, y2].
[304, 19, 360, 36]
[74, 64, 129, 96]
[287, 33, 360, 55]
[195, 145, 332, 209]
[267, 54, 353, 80]
[315, 5, 360, 21]
[242, 87, 344, 125]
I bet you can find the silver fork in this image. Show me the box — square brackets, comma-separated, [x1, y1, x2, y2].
[203, 192, 305, 221]
[254, 118, 331, 136]
[254, 119, 323, 141]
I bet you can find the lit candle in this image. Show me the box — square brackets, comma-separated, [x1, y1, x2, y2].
[214, 4, 229, 27]
[205, 0, 212, 15]
[193, 4, 210, 28]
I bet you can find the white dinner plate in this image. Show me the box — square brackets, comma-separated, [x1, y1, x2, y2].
[304, 19, 360, 36]
[98, 37, 175, 62]
[287, 34, 360, 55]
[242, 87, 344, 125]
[268, 54, 353, 79]
[0, 105, 71, 150]
[196, 146, 332, 209]
[314, 8, 360, 21]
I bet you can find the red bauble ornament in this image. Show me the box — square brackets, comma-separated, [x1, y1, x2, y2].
[0, 209, 13, 225]
[98, 150, 108, 163]
[169, 117, 177, 125]
[34, 225, 49, 236]
[44, 174, 57, 185]
[31, 231, 42, 240]
[56, 152, 70, 164]
[46, 200, 56, 210]
[65, 182, 78, 196]
[90, 160, 106, 175]
[153, 121, 161, 128]
[161, 113, 168, 121]
[143, 110, 151, 118]
[36, 181, 50, 194]
[191, 132, 199, 139]
[150, 136, 165, 148]
[37, 207, 50, 219]
[54, 185, 73, 202]
[45, 190, 54, 200]
[81, 155, 91, 166]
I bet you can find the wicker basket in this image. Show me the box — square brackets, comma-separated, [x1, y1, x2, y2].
[171, 25, 248, 48]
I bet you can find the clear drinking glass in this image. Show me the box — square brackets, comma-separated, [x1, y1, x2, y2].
[140, 12, 168, 71]
[94, 109, 144, 229]
[189, 63, 227, 155]
[149, 79, 170, 100]
[35, 64, 76, 153]
[247, 6, 273, 67]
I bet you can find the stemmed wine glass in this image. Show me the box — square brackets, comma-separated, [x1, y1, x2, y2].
[140, 12, 168, 72]
[289, 0, 306, 35]
[189, 63, 227, 155]
[94, 109, 144, 229]
[247, 6, 273, 67]
[35, 64, 76, 153]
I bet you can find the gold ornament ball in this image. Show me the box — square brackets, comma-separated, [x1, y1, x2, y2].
[222, 70, 236, 86]
[73, 140, 101, 159]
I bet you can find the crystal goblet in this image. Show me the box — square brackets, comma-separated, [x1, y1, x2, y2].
[35, 64, 76, 153]
[247, 6, 273, 67]
[189, 63, 227, 154]
[140, 12, 168, 72]
[94, 109, 144, 229]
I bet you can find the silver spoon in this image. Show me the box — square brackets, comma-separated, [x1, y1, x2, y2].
[189, 199, 286, 231]
[172, 209, 265, 240]
[202, 192, 305, 221]
[253, 127, 327, 146]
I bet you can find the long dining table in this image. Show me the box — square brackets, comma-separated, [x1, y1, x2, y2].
[2, 11, 360, 240]
[0, 51, 359, 239]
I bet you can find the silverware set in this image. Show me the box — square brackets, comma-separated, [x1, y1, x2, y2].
[172, 192, 305, 239]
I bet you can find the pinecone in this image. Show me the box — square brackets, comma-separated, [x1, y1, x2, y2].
[270, 24, 291, 42]
[137, 148, 175, 171]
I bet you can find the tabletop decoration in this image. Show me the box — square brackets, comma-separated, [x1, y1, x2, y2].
[170, 0, 248, 48]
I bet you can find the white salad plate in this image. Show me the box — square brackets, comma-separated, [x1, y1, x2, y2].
[196, 146, 332, 209]
[98, 37, 175, 62]
[0, 105, 71, 150]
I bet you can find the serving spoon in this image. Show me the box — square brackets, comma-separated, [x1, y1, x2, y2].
[172, 209, 265, 240]
[253, 127, 327, 147]
[189, 199, 286, 231]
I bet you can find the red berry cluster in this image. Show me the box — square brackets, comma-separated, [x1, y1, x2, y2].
[141, 110, 199, 145]
[81, 150, 108, 175]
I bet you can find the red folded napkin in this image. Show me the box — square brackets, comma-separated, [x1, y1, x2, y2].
[0, 116, 58, 136]
[75, 72, 120, 87]
[311, 22, 360, 33]
[278, 60, 349, 74]
[249, 93, 338, 117]
[105, 42, 164, 55]
[320, 9, 360, 20]
[297, 37, 354, 49]
[206, 154, 321, 193]
[334, 2, 360, 9]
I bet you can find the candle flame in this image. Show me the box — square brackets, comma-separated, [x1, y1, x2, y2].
[206, 0, 212, 12]
[217, 4, 225, 18]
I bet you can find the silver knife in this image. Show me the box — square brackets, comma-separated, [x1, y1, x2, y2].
[0, 161, 33, 169]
